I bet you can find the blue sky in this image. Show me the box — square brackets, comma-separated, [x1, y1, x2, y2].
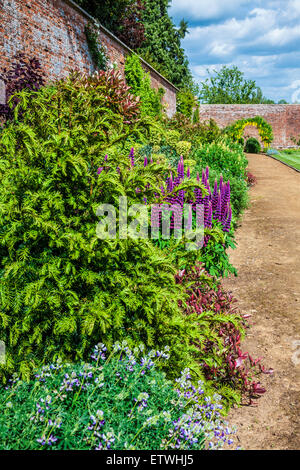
[169, 0, 300, 102]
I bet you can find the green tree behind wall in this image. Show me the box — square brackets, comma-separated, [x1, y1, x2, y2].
[137, 0, 192, 88]
[199, 66, 274, 104]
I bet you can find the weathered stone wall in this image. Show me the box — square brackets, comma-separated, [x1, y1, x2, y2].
[199, 104, 300, 148]
[0, 0, 177, 117]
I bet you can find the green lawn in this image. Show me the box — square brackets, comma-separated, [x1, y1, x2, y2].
[269, 150, 300, 171]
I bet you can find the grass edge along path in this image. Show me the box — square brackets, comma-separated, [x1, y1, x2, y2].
[264, 151, 300, 172]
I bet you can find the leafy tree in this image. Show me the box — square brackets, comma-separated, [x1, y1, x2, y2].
[199, 66, 273, 104]
[137, 0, 193, 88]
[75, 0, 145, 49]
[278, 99, 288, 104]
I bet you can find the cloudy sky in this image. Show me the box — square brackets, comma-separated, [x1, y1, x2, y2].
[169, 0, 300, 102]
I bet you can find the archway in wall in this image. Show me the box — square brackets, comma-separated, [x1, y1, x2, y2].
[226, 116, 273, 148]
[242, 124, 263, 149]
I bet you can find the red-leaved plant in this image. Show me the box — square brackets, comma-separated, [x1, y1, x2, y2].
[176, 263, 273, 405]
[246, 171, 257, 187]
[77, 69, 141, 124]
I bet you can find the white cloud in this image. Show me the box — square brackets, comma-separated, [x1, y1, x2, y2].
[170, 0, 300, 102]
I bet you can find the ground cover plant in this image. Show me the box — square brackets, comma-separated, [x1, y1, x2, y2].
[0, 343, 238, 450]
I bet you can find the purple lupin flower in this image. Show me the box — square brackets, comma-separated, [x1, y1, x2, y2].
[144, 156, 148, 167]
[204, 198, 211, 228]
[97, 167, 104, 175]
[129, 147, 135, 167]
[177, 157, 184, 180]
[167, 172, 174, 192]
[221, 204, 229, 226]
[186, 167, 190, 179]
[223, 207, 232, 232]
[104, 154, 108, 162]
[212, 179, 218, 211]
[207, 203, 212, 228]
[205, 165, 209, 179]
[219, 174, 223, 190]
[214, 192, 222, 221]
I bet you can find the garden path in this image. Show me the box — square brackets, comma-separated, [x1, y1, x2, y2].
[223, 153, 300, 450]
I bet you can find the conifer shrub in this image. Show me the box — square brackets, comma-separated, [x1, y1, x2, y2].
[124, 54, 164, 118]
[0, 74, 201, 382]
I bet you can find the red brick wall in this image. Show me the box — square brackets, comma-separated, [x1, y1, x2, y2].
[199, 104, 300, 148]
[0, 0, 177, 117]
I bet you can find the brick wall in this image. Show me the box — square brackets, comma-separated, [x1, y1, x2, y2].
[0, 0, 177, 117]
[199, 104, 300, 148]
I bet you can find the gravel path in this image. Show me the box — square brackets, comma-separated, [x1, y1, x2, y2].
[223, 153, 300, 450]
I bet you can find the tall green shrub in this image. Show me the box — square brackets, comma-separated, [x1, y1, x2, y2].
[0, 73, 201, 382]
[124, 54, 164, 118]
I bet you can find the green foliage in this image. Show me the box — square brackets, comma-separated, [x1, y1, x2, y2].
[192, 142, 249, 218]
[85, 23, 108, 71]
[175, 141, 191, 158]
[165, 130, 181, 147]
[137, 0, 193, 88]
[225, 116, 273, 147]
[176, 89, 197, 119]
[200, 223, 237, 278]
[167, 115, 222, 146]
[192, 140, 248, 180]
[0, 75, 202, 383]
[124, 54, 164, 118]
[199, 66, 273, 104]
[0, 343, 238, 450]
[244, 137, 261, 154]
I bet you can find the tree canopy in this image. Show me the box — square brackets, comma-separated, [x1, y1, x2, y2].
[76, 0, 145, 49]
[76, 0, 193, 89]
[137, 0, 192, 88]
[199, 66, 274, 104]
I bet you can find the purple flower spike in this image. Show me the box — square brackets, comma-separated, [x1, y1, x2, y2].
[214, 192, 222, 221]
[219, 174, 223, 190]
[212, 180, 218, 211]
[144, 156, 148, 167]
[197, 172, 200, 182]
[97, 167, 103, 175]
[129, 147, 135, 167]
[223, 207, 232, 232]
[206, 166, 209, 179]
[178, 158, 184, 180]
[104, 154, 108, 162]
[187, 167, 190, 178]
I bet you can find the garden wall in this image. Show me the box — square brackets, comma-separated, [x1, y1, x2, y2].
[0, 0, 177, 117]
[199, 104, 300, 148]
